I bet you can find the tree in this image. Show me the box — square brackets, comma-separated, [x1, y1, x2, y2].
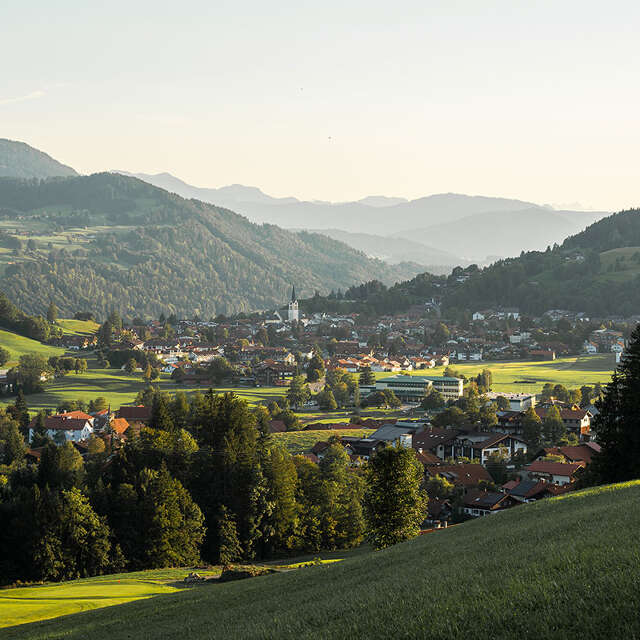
[317, 388, 338, 411]
[359, 366, 375, 386]
[139, 467, 205, 568]
[8, 354, 52, 394]
[521, 406, 543, 449]
[217, 505, 243, 565]
[88, 397, 108, 413]
[425, 474, 454, 500]
[495, 395, 511, 411]
[12, 389, 30, 432]
[74, 358, 88, 375]
[87, 434, 106, 456]
[542, 405, 566, 445]
[150, 394, 175, 432]
[0, 412, 26, 465]
[364, 446, 428, 550]
[420, 389, 445, 410]
[124, 358, 137, 375]
[46, 301, 58, 324]
[143, 362, 153, 381]
[590, 325, 640, 483]
[306, 349, 325, 383]
[0, 346, 9, 367]
[287, 375, 311, 410]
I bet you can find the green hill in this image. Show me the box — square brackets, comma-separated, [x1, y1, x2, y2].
[0, 139, 77, 179]
[5, 480, 640, 639]
[0, 173, 421, 318]
[442, 208, 640, 315]
[0, 328, 64, 366]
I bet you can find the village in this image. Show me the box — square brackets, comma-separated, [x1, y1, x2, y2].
[9, 287, 624, 528]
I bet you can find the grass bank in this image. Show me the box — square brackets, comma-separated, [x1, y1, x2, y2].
[5, 480, 640, 639]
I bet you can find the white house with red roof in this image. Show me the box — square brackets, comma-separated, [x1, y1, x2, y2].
[28, 411, 94, 444]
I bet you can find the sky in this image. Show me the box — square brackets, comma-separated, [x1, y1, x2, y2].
[2, 0, 639, 210]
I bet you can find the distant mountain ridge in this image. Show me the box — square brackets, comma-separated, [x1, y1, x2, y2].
[0, 138, 77, 179]
[0, 173, 422, 318]
[118, 171, 610, 262]
[305, 228, 465, 272]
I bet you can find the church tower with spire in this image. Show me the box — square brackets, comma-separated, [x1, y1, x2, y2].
[287, 285, 299, 322]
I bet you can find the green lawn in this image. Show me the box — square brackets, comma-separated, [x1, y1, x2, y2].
[4, 480, 640, 639]
[377, 355, 615, 394]
[55, 319, 99, 336]
[0, 330, 65, 367]
[273, 428, 375, 454]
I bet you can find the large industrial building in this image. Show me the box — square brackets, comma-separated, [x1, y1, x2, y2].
[362, 374, 464, 402]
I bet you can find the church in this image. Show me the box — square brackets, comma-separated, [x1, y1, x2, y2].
[288, 285, 299, 322]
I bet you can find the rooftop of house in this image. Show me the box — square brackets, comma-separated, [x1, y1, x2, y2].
[526, 460, 585, 476]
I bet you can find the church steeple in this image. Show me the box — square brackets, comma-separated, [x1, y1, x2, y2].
[288, 285, 299, 322]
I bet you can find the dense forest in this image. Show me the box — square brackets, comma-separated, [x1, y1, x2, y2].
[0, 174, 421, 320]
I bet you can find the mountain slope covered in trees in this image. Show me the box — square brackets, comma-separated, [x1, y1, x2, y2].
[443, 209, 640, 315]
[0, 139, 77, 179]
[0, 174, 421, 319]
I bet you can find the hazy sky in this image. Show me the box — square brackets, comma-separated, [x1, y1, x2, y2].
[2, 0, 639, 210]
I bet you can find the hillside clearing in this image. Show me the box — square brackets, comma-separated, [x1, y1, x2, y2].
[0, 330, 64, 367]
[4, 481, 640, 639]
[273, 428, 375, 454]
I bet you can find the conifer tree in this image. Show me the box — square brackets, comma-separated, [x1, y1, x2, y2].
[217, 505, 242, 564]
[359, 366, 375, 386]
[591, 325, 640, 483]
[150, 394, 174, 431]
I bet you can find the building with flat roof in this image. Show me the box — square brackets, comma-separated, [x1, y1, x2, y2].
[374, 374, 463, 402]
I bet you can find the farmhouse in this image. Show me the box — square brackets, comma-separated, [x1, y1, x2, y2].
[524, 460, 585, 486]
[462, 490, 518, 517]
[28, 411, 94, 444]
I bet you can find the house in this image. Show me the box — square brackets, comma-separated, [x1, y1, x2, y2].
[486, 392, 536, 411]
[368, 424, 416, 447]
[424, 463, 493, 492]
[534, 407, 592, 439]
[462, 490, 518, 517]
[110, 417, 130, 439]
[28, 411, 94, 444]
[116, 405, 152, 423]
[442, 432, 528, 464]
[412, 427, 460, 460]
[524, 460, 585, 485]
[501, 479, 571, 503]
[534, 442, 601, 465]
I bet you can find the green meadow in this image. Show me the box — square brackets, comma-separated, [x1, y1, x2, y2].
[0, 330, 64, 367]
[377, 354, 615, 394]
[4, 480, 640, 639]
[273, 428, 375, 454]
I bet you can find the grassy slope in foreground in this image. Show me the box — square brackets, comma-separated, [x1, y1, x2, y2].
[6, 480, 640, 640]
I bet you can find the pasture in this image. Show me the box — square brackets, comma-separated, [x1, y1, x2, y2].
[376, 354, 615, 393]
[273, 428, 375, 454]
[4, 480, 640, 639]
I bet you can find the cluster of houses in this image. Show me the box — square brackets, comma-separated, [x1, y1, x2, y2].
[310, 416, 599, 524]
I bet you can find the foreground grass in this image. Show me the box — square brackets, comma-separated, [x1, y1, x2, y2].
[6, 481, 640, 639]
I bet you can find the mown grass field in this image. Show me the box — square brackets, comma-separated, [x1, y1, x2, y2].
[0, 329, 64, 367]
[55, 319, 99, 336]
[377, 354, 615, 393]
[4, 480, 640, 639]
[273, 428, 375, 454]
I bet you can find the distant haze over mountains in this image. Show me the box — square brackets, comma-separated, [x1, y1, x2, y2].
[0, 138, 77, 179]
[117, 170, 611, 263]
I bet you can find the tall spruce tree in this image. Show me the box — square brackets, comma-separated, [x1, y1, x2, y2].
[591, 325, 640, 483]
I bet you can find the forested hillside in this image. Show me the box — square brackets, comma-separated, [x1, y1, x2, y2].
[443, 209, 640, 315]
[0, 174, 421, 319]
[0, 139, 77, 179]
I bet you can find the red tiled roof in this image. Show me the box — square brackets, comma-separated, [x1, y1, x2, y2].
[526, 460, 585, 476]
[425, 463, 492, 487]
[116, 405, 152, 421]
[110, 418, 130, 435]
[29, 415, 92, 431]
